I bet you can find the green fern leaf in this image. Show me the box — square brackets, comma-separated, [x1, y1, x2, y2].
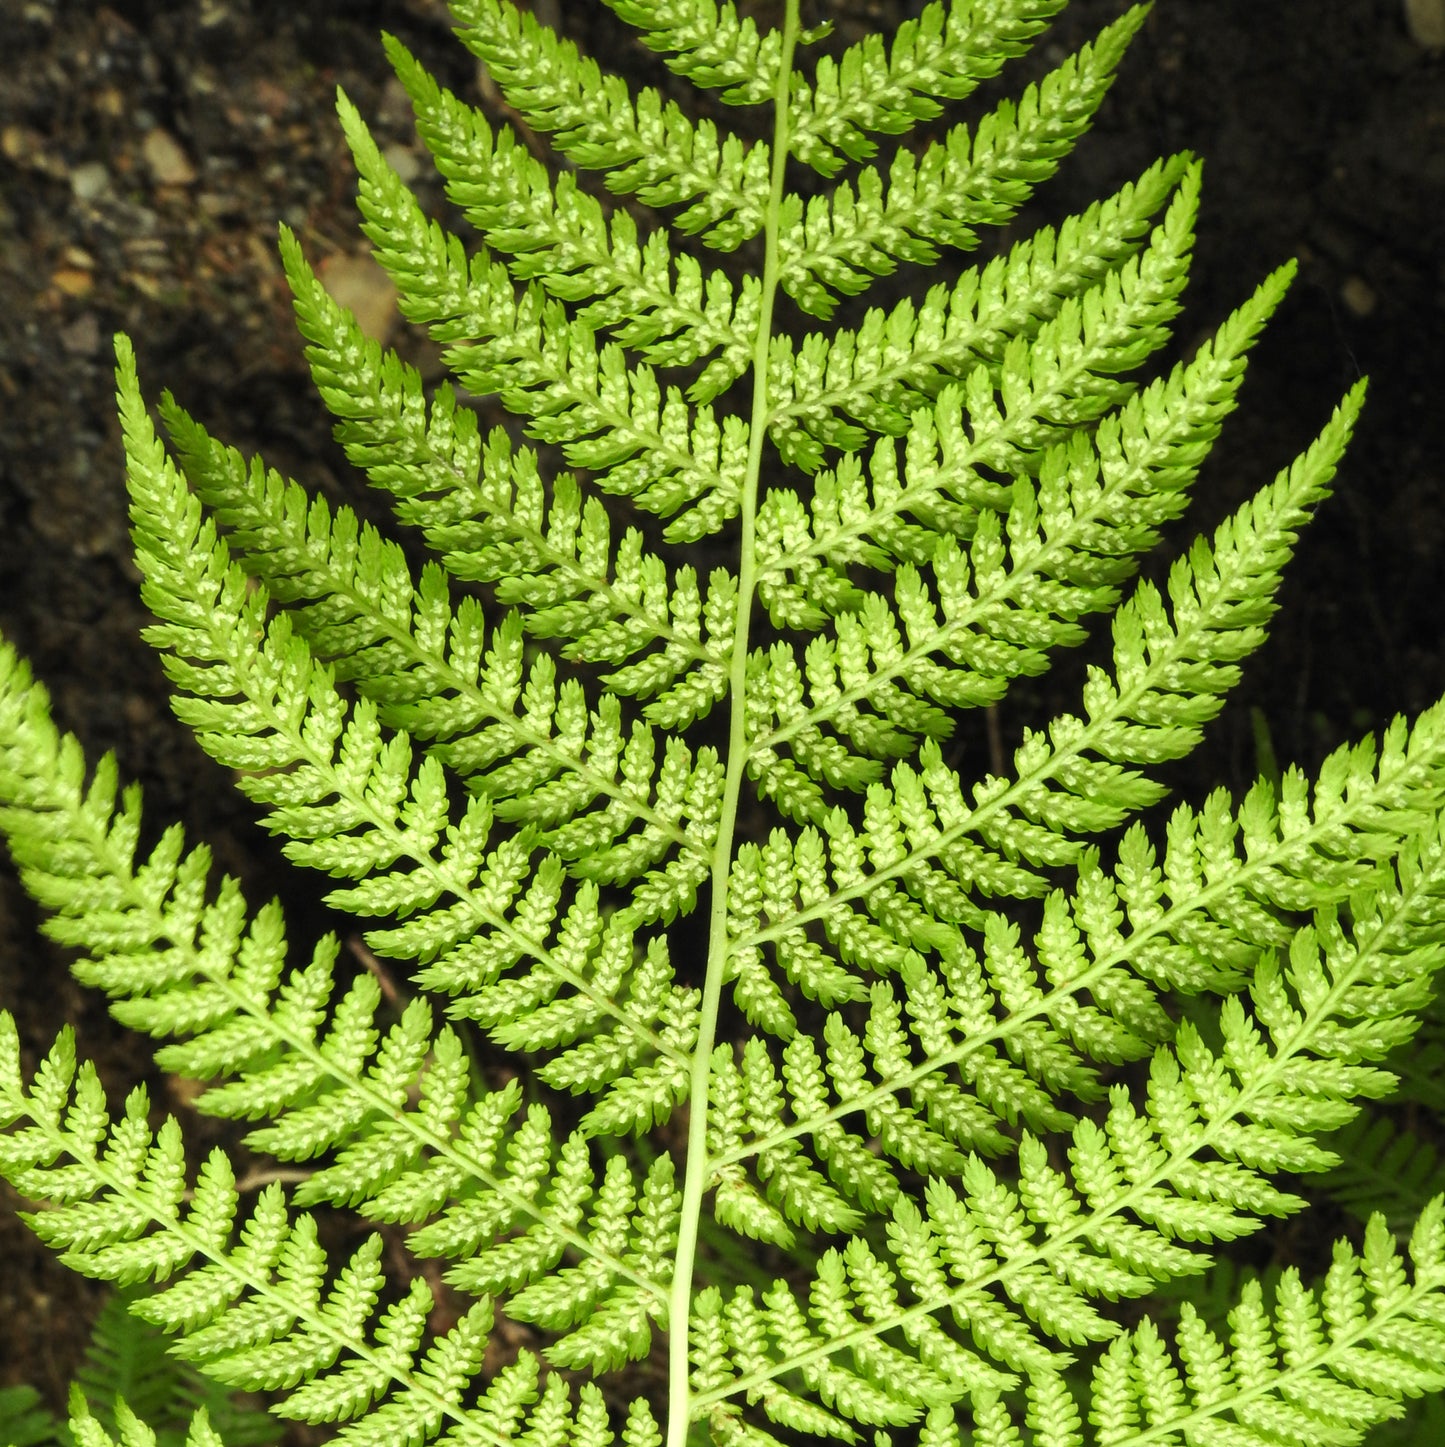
[0, 1388, 63, 1447]
[4, 4, 1445, 1447]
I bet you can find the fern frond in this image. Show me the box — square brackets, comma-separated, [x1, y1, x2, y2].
[603, 0, 782, 106]
[159, 392, 719, 742]
[450, 0, 769, 248]
[748, 370, 1363, 879]
[0, 627, 694, 1150]
[385, 33, 760, 389]
[5, 3, 1445, 1446]
[785, 0, 1070, 176]
[777, 7, 1148, 319]
[0, 1020, 673, 1389]
[121, 339, 709, 1076]
[261, 252, 737, 716]
[766, 153, 1190, 470]
[737, 695, 1445, 1094]
[318, 125, 749, 545]
[713, 728, 1445, 1320]
[1076, 1202, 1445, 1447]
[149, 402, 730, 864]
[905, 1200, 1445, 1447]
[1386, 990, 1445, 1114]
[329, 107, 750, 541]
[69, 1293, 276, 1447]
[695, 826, 1445, 1423]
[67, 1398, 226, 1447]
[0, 1388, 62, 1447]
[760, 159, 1203, 617]
[1307, 1113, 1445, 1234]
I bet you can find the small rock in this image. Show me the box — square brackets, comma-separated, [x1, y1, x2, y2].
[1341, 276, 1378, 317]
[318, 253, 399, 344]
[168, 1073, 206, 1109]
[252, 77, 292, 120]
[51, 266, 94, 297]
[0, 125, 67, 178]
[379, 76, 414, 127]
[1, 125, 40, 163]
[60, 314, 102, 357]
[70, 161, 110, 201]
[1406, 0, 1445, 46]
[141, 127, 198, 185]
[384, 142, 421, 184]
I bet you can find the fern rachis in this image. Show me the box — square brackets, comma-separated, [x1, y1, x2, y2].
[3, 3, 1445, 1447]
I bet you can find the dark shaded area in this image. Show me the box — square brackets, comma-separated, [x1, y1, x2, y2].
[1, 0, 1442, 1410]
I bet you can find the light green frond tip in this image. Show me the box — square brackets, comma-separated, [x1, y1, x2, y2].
[66, 1398, 225, 1447]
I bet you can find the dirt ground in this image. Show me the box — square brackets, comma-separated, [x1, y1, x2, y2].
[1, 0, 1443, 1418]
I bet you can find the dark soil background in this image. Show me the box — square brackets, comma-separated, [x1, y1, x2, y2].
[1, 0, 1443, 1417]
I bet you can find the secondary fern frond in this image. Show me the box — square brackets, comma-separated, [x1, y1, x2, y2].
[3, 3, 1443, 1447]
[58, 1292, 277, 1447]
[1307, 1113, 1445, 1234]
[1382, 984, 1445, 1115]
[0, 1388, 63, 1447]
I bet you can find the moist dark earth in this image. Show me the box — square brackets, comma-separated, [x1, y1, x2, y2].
[1, 0, 1443, 1421]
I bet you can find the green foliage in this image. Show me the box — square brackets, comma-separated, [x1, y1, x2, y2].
[3, 2, 1444, 1446]
[57, 1397, 222, 1447]
[0, 1295, 276, 1447]
[1, 1388, 59, 1447]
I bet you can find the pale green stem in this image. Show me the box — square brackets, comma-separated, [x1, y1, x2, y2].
[665, 9, 802, 1446]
